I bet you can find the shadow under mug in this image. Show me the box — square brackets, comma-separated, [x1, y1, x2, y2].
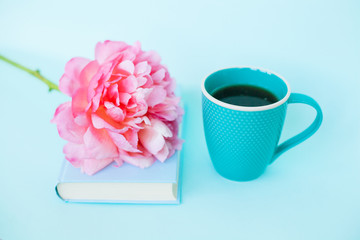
[201, 67, 323, 181]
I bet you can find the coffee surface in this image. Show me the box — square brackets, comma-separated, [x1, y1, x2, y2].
[212, 85, 278, 107]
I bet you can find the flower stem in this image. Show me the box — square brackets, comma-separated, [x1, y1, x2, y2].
[0, 54, 60, 92]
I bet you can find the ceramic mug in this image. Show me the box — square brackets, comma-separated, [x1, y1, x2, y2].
[201, 67, 323, 181]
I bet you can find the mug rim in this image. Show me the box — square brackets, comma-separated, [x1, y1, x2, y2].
[201, 66, 291, 112]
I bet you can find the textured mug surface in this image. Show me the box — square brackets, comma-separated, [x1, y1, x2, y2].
[202, 67, 322, 181]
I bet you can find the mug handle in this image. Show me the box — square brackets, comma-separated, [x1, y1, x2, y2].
[270, 93, 323, 164]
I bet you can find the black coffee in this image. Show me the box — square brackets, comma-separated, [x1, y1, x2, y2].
[212, 85, 278, 107]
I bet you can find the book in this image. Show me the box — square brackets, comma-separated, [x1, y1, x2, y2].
[55, 150, 181, 204]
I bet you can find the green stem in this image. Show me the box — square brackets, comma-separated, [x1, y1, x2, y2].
[0, 54, 60, 92]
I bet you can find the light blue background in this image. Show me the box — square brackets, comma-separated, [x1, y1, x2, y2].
[0, 0, 359, 239]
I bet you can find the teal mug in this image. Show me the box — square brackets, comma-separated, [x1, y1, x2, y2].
[201, 67, 323, 181]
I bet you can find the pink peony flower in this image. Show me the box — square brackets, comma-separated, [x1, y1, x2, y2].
[52, 40, 183, 175]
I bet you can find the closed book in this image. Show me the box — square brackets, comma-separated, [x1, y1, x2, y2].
[55, 150, 181, 204]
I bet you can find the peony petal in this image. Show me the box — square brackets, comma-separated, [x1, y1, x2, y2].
[107, 84, 120, 106]
[106, 106, 125, 122]
[137, 77, 147, 87]
[104, 101, 115, 109]
[117, 60, 135, 75]
[91, 113, 127, 133]
[121, 49, 137, 62]
[108, 132, 140, 153]
[126, 117, 147, 129]
[65, 145, 117, 175]
[137, 50, 161, 66]
[119, 92, 131, 105]
[81, 158, 114, 175]
[120, 151, 156, 168]
[154, 110, 178, 121]
[74, 114, 89, 127]
[95, 40, 127, 64]
[149, 97, 181, 121]
[59, 57, 91, 97]
[118, 75, 137, 93]
[132, 41, 142, 55]
[151, 118, 173, 137]
[51, 102, 87, 144]
[83, 127, 118, 159]
[151, 68, 166, 83]
[142, 75, 154, 88]
[64, 142, 89, 160]
[72, 87, 88, 117]
[91, 85, 105, 112]
[163, 75, 176, 94]
[142, 116, 151, 125]
[79, 60, 100, 87]
[146, 86, 167, 107]
[87, 62, 113, 112]
[127, 100, 148, 118]
[66, 156, 82, 168]
[126, 99, 137, 109]
[134, 61, 151, 75]
[113, 157, 124, 168]
[170, 137, 184, 151]
[138, 126, 165, 155]
[126, 87, 152, 113]
[123, 129, 139, 149]
[155, 143, 169, 162]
